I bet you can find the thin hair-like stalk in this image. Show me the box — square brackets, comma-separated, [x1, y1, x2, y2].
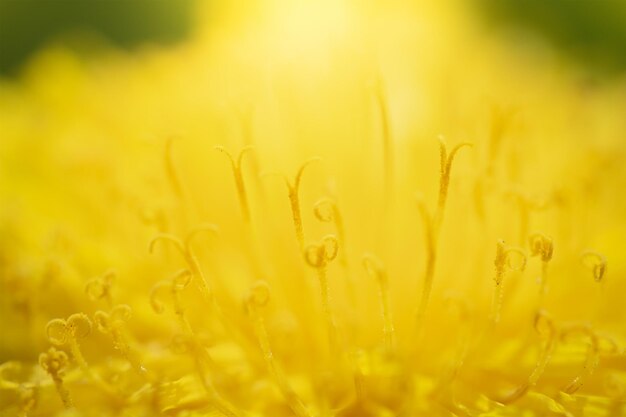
[314, 197, 354, 307]
[529, 233, 554, 308]
[415, 197, 436, 332]
[39, 348, 72, 409]
[151, 270, 243, 417]
[245, 282, 314, 417]
[304, 235, 340, 351]
[264, 158, 320, 250]
[581, 250, 607, 283]
[0, 362, 39, 416]
[150, 269, 196, 335]
[414, 139, 471, 333]
[374, 79, 394, 207]
[0, 362, 21, 391]
[363, 253, 395, 351]
[215, 146, 254, 224]
[499, 311, 558, 404]
[434, 137, 472, 234]
[433, 296, 472, 415]
[46, 313, 117, 397]
[490, 240, 527, 325]
[164, 137, 190, 229]
[149, 224, 219, 301]
[171, 335, 244, 417]
[94, 304, 146, 377]
[165, 136, 184, 200]
[85, 270, 116, 309]
[560, 325, 618, 394]
[506, 190, 549, 246]
[581, 250, 608, 321]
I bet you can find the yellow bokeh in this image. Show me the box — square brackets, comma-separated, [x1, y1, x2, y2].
[1, 1, 625, 416]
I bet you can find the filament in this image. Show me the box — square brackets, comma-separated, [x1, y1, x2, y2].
[415, 197, 436, 332]
[363, 253, 395, 351]
[434, 137, 472, 234]
[215, 146, 254, 224]
[245, 282, 314, 417]
[499, 311, 557, 404]
[39, 348, 73, 409]
[490, 240, 527, 325]
[529, 233, 554, 307]
[314, 197, 354, 308]
[305, 235, 339, 351]
[374, 79, 394, 207]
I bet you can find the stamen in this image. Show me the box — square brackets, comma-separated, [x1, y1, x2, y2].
[314, 197, 354, 306]
[94, 304, 146, 376]
[414, 138, 470, 333]
[265, 158, 320, 249]
[373, 79, 394, 206]
[16, 384, 38, 417]
[362, 253, 395, 351]
[245, 281, 314, 417]
[581, 251, 607, 283]
[581, 250, 608, 321]
[152, 270, 242, 416]
[0, 361, 21, 390]
[560, 325, 618, 394]
[304, 235, 340, 350]
[434, 136, 472, 234]
[39, 347, 72, 409]
[165, 136, 184, 200]
[433, 296, 471, 411]
[46, 314, 93, 374]
[499, 310, 558, 403]
[149, 225, 219, 300]
[506, 190, 550, 245]
[415, 196, 436, 331]
[150, 269, 194, 333]
[215, 146, 254, 224]
[46, 314, 116, 396]
[490, 240, 527, 325]
[529, 233, 554, 306]
[85, 269, 116, 309]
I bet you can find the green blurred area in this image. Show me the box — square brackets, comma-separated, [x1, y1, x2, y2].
[1, 0, 626, 76]
[478, 0, 626, 76]
[0, 0, 195, 76]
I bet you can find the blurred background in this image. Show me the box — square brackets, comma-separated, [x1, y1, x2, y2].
[1, 0, 626, 78]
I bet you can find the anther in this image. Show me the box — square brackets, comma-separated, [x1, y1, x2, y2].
[491, 240, 527, 324]
[150, 269, 193, 331]
[85, 269, 116, 308]
[529, 233, 554, 304]
[314, 197, 355, 314]
[149, 225, 219, 300]
[94, 304, 146, 376]
[39, 347, 72, 409]
[305, 235, 339, 350]
[581, 251, 607, 283]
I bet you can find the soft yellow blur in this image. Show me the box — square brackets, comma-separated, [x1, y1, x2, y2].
[1, 1, 626, 416]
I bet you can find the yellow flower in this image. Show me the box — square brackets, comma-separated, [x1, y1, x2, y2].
[1, 2, 626, 416]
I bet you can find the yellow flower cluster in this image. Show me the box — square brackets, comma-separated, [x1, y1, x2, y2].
[1, 2, 626, 416]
